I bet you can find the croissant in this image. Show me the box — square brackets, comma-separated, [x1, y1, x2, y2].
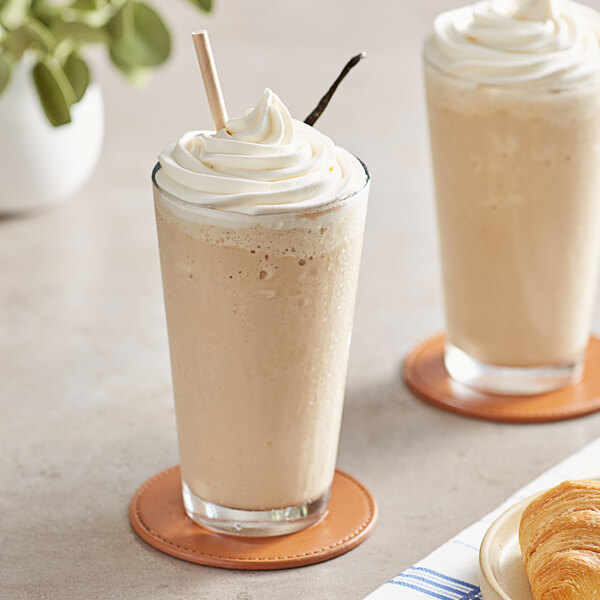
[519, 480, 600, 600]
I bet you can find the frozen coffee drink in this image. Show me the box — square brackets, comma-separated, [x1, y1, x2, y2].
[153, 89, 369, 535]
[424, 0, 600, 394]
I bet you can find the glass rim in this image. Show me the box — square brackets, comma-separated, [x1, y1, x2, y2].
[422, 47, 600, 93]
[151, 156, 370, 219]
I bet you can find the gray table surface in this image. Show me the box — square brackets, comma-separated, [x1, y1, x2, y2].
[3, 1, 600, 598]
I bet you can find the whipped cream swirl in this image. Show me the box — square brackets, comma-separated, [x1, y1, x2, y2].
[155, 89, 365, 215]
[424, 0, 600, 85]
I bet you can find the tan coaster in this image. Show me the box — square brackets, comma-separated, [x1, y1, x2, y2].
[403, 334, 600, 423]
[129, 466, 377, 570]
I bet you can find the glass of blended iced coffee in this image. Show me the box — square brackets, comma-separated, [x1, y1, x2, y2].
[153, 89, 369, 536]
[424, 0, 600, 395]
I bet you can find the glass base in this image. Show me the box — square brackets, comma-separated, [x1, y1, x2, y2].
[444, 343, 583, 396]
[182, 481, 330, 537]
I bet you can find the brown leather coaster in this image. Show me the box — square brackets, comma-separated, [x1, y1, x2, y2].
[403, 334, 600, 423]
[129, 466, 377, 570]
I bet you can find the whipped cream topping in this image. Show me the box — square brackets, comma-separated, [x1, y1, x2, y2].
[424, 0, 600, 85]
[155, 89, 366, 215]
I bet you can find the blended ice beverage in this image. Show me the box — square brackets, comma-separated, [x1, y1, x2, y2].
[424, 0, 600, 394]
[153, 89, 369, 535]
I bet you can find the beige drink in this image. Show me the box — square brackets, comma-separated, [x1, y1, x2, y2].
[154, 89, 369, 534]
[424, 0, 600, 394]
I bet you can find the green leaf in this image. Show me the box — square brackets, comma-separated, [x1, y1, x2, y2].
[0, 0, 31, 28]
[63, 52, 89, 102]
[185, 0, 212, 12]
[5, 19, 55, 59]
[109, 1, 170, 68]
[0, 53, 12, 94]
[32, 58, 76, 126]
[109, 45, 149, 86]
[49, 19, 108, 45]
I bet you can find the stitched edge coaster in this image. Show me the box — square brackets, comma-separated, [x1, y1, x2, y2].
[129, 466, 377, 570]
[403, 334, 600, 423]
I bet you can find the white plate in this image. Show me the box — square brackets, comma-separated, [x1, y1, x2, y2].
[479, 495, 536, 600]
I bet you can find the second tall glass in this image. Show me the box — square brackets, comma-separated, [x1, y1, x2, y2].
[425, 60, 600, 395]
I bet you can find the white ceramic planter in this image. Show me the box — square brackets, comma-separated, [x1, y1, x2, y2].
[0, 58, 104, 213]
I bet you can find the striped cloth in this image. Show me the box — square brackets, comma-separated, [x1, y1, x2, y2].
[364, 437, 600, 600]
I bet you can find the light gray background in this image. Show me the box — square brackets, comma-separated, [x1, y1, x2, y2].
[3, 1, 600, 598]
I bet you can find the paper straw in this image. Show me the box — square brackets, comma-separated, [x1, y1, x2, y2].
[192, 30, 229, 131]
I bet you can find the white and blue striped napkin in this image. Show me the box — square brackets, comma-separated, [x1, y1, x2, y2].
[364, 436, 600, 600]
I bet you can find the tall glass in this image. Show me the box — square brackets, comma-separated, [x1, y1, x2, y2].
[425, 59, 600, 395]
[152, 162, 369, 536]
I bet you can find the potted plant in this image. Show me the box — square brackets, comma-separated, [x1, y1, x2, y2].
[0, 0, 211, 213]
